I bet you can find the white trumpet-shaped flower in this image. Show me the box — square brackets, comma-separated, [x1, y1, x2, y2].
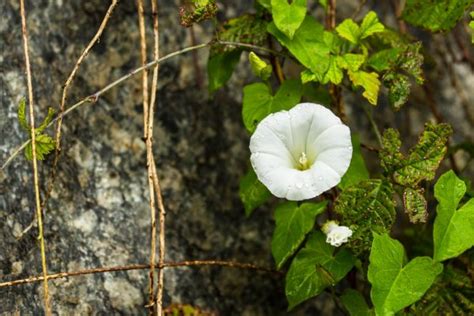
[249, 102, 352, 201]
[322, 220, 353, 247]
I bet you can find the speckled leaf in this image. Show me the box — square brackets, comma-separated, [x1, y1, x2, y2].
[402, 0, 474, 32]
[384, 73, 410, 111]
[339, 135, 369, 190]
[271, 0, 307, 39]
[380, 123, 452, 186]
[239, 168, 271, 216]
[368, 233, 443, 316]
[272, 201, 327, 269]
[348, 70, 381, 105]
[242, 79, 303, 133]
[334, 179, 396, 255]
[403, 187, 428, 223]
[341, 289, 372, 316]
[285, 232, 355, 310]
[268, 17, 330, 76]
[433, 170, 474, 261]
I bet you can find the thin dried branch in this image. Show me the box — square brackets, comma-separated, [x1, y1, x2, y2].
[0, 260, 281, 288]
[148, 0, 166, 314]
[43, 0, 119, 210]
[19, 0, 51, 314]
[2, 41, 276, 170]
[137, 0, 150, 137]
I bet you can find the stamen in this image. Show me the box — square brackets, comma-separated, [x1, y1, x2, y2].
[298, 152, 310, 170]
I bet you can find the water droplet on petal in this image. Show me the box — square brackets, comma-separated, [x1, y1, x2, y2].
[318, 176, 323, 181]
[296, 182, 303, 189]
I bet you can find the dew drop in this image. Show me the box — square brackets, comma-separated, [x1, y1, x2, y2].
[318, 176, 323, 181]
[296, 182, 303, 189]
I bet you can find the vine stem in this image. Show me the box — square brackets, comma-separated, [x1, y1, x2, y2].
[19, 0, 51, 314]
[1, 40, 274, 170]
[0, 260, 281, 288]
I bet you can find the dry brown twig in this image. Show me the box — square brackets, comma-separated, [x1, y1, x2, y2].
[19, 0, 51, 314]
[134, 0, 158, 312]
[147, 1, 168, 314]
[0, 259, 281, 289]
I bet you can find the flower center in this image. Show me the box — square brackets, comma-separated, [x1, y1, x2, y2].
[297, 152, 311, 170]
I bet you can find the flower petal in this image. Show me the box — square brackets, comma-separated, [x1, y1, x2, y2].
[308, 124, 351, 161]
[316, 147, 353, 176]
[250, 117, 296, 166]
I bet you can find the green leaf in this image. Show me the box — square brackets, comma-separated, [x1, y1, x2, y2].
[335, 11, 384, 44]
[367, 48, 402, 72]
[339, 134, 369, 190]
[324, 56, 344, 84]
[207, 50, 242, 93]
[36, 107, 56, 134]
[341, 289, 372, 316]
[337, 53, 366, 72]
[470, 12, 474, 43]
[18, 98, 30, 131]
[268, 16, 330, 76]
[433, 170, 474, 261]
[24, 134, 56, 161]
[285, 232, 355, 310]
[359, 11, 385, 39]
[348, 70, 381, 105]
[257, 0, 272, 10]
[271, 0, 307, 39]
[402, 0, 474, 32]
[272, 201, 327, 269]
[368, 233, 444, 316]
[336, 18, 360, 44]
[335, 179, 395, 254]
[403, 187, 428, 223]
[248, 52, 272, 81]
[239, 168, 271, 217]
[380, 123, 452, 187]
[242, 79, 303, 132]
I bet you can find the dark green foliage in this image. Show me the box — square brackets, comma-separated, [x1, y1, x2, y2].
[271, 201, 327, 269]
[285, 232, 355, 310]
[239, 168, 271, 216]
[410, 265, 474, 315]
[334, 179, 396, 254]
[402, 0, 474, 32]
[207, 14, 268, 92]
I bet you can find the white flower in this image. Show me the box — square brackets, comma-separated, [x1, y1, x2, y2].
[249, 103, 352, 201]
[322, 220, 353, 247]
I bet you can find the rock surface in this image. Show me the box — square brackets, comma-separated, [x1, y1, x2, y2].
[0, 0, 337, 314]
[1, 0, 473, 315]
